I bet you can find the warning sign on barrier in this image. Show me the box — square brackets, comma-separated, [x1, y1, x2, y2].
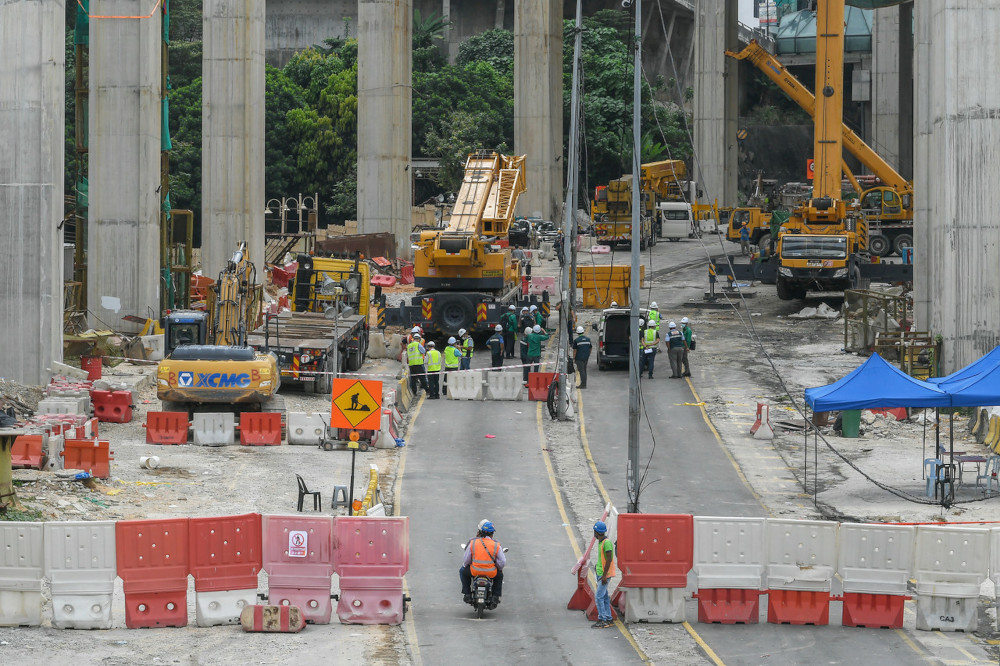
[289, 531, 308, 558]
[330, 379, 383, 430]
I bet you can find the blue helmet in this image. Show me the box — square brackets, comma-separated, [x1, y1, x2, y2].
[480, 521, 495, 535]
[593, 521, 608, 534]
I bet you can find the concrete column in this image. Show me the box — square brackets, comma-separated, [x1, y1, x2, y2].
[914, 2, 1000, 372]
[88, 1, 161, 333]
[693, 0, 738, 205]
[358, 0, 412, 258]
[871, 6, 901, 175]
[0, 0, 65, 384]
[514, 0, 563, 222]
[202, 0, 265, 279]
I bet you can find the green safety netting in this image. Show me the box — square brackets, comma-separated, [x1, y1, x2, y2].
[74, 0, 88, 45]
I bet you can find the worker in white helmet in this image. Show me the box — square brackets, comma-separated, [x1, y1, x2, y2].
[487, 324, 505, 369]
[639, 318, 659, 379]
[680, 316, 694, 377]
[458, 328, 473, 370]
[666, 321, 687, 378]
[524, 324, 549, 384]
[572, 325, 593, 389]
[647, 301, 661, 332]
[443, 336, 461, 396]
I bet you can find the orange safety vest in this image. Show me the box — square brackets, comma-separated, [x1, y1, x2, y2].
[470, 537, 500, 578]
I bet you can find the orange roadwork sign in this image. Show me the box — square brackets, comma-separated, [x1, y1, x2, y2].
[330, 378, 383, 430]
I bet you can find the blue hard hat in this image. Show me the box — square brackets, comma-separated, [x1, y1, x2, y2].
[593, 521, 607, 534]
[481, 521, 495, 535]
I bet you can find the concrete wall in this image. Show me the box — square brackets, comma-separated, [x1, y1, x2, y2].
[914, 1, 1000, 372]
[266, 0, 356, 67]
[357, 0, 413, 257]
[693, 0, 737, 206]
[201, 0, 266, 278]
[0, 0, 65, 384]
[514, 0, 563, 222]
[88, 0, 161, 334]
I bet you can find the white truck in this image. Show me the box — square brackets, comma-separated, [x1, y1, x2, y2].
[657, 201, 696, 241]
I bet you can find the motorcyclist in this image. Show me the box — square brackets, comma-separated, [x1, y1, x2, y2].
[460, 520, 505, 604]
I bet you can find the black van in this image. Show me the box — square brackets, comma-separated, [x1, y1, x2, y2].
[596, 307, 650, 370]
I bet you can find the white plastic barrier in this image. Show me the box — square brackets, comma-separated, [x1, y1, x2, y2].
[765, 519, 838, 592]
[913, 525, 989, 632]
[838, 523, 914, 595]
[991, 528, 1000, 630]
[694, 517, 766, 590]
[287, 412, 326, 446]
[192, 412, 235, 446]
[374, 410, 397, 449]
[0, 522, 44, 626]
[43, 521, 116, 629]
[623, 587, 686, 623]
[485, 371, 524, 400]
[445, 370, 484, 401]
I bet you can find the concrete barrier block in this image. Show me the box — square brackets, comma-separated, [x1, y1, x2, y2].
[38, 397, 87, 415]
[386, 334, 404, 361]
[192, 412, 235, 446]
[396, 378, 413, 412]
[368, 331, 388, 359]
[486, 372, 524, 400]
[287, 412, 326, 446]
[445, 371, 484, 401]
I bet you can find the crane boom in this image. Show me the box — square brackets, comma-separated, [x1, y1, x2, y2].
[727, 40, 912, 199]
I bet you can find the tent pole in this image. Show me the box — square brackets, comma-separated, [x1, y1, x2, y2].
[949, 410, 954, 486]
[814, 420, 818, 509]
[921, 410, 927, 479]
[804, 408, 808, 497]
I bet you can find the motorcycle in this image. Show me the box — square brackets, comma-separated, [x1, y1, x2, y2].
[462, 542, 509, 619]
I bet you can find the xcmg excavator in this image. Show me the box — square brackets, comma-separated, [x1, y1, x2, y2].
[398, 151, 532, 336]
[156, 242, 281, 411]
[727, 39, 914, 257]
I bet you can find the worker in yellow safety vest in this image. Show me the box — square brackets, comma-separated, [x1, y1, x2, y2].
[406, 334, 427, 394]
[459, 328, 474, 370]
[443, 336, 461, 397]
[647, 301, 661, 332]
[425, 341, 442, 399]
[639, 319, 659, 379]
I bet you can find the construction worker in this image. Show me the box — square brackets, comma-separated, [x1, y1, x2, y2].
[443, 336, 461, 396]
[739, 221, 751, 256]
[666, 321, 687, 378]
[519, 326, 531, 370]
[524, 324, 549, 383]
[407, 325, 423, 344]
[572, 325, 592, 389]
[531, 304, 545, 329]
[425, 341, 442, 399]
[406, 333, 427, 394]
[460, 520, 505, 604]
[459, 328, 474, 370]
[680, 316, 694, 377]
[518, 306, 534, 333]
[487, 324, 505, 369]
[591, 520, 616, 628]
[639, 319, 659, 379]
[647, 301, 661, 332]
[501, 304, 518, 358]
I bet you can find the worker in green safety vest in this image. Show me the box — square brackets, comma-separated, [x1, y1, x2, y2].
[425, 341, 442, 399]
[459, 328, 474, 370]
[647, 301, 661, 332]
[444, 336, 461, 397]
[406, 334, 427, 395]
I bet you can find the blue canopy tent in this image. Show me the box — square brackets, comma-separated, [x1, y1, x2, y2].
[803, 354, 951, 505]
[804, 353, 950, 411]
[936, 359, 1000, 408]
[928, 345, 1000, 390]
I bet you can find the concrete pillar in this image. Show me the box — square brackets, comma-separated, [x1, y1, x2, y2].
[88, 1, 161, 334]
[202, 0, 266, 279]
[871, 4, 916, 179]
[358, 0, 412, 258]
[693, 0, 738, 205]
[514, 0, 562, 222]
[0, 0, 65, 384]
[914, 2, 1000, 372]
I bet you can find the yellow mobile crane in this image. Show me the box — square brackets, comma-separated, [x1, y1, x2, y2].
[402, 151, 529, 335]
[156, 242, 280, 410]
[727, 39, 914, 257]
[592, 160, 693, 247]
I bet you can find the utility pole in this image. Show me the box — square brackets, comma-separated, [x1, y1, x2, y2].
[557, 0, 583, 420]
[627, 0, 642, 513]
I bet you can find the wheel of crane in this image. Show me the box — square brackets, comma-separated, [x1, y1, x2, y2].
[894, 234, 913, 257]
[868, 234, 891, 257]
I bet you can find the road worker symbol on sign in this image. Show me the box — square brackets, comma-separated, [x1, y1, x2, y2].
[330, 378, 383, 430]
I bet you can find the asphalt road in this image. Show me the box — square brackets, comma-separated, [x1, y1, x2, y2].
[400, 395, 644, 663]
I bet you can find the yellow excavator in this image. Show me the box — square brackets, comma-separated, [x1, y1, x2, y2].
[727, 38, 914, 257]
[402, 151, 529, 336]
[155, 242, 280, 410]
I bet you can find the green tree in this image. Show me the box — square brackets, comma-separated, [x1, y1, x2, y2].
[166, 78, 203, 218]
[264, 66, 308, 203]
[456, 29, 514, 78]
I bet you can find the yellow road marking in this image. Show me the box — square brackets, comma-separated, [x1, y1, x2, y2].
[539, 401, 651, 664]
[682, 621, 726, 666]
[394, 393, 424, 666]
[576, 388, 611, 505]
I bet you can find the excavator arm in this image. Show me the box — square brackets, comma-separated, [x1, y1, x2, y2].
[213, 242, 257, 346]
[727, 39, 913, 200]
